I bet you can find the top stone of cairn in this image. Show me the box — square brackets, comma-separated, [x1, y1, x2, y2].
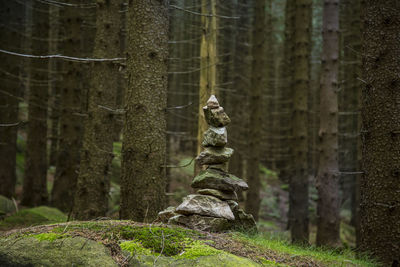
[203, 95, 231, 127]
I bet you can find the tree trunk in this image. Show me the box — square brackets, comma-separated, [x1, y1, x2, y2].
[21, 1, 49, 206]
[244, 0, 265, 222]
[316, 0, 340, 247]
[120, 0, 168, 222]
[0, 0, 23, 198]
[51, 1, 85, 212]
[360, 0, 400, 265]
[72, 0, 122, 220]
[197, 0, 217, 158]
[289, 0, 312, 244]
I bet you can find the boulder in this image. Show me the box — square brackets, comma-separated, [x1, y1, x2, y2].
[192, 169, 249, 192]
[196, 147, 234, 165]
[175, 194, 235, 220]
[203, 106, 231, 127]
[168, 214, 230, 232]
[197, 189, 238, 201]
[202, 126, 227, 147]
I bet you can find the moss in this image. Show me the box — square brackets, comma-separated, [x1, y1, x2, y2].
[32, 233, 67, 242]
[120, 240, 153, 256]
[0, 206, 67, 230]
[174, 240, 222, 259]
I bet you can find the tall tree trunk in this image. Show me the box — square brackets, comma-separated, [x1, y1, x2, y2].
[197, 0, 217, 158]
[0, 0, 23, 198]
[289, 0, 312, 244]
[120, 0, 168, 222]
[51, 2, 86, 212]
[72, 0, 122, 220]
[316, 0, 340, 247]
[244, 0, 265, 222]
[21, 1, 50, 206]
[360, 0, 400, 265]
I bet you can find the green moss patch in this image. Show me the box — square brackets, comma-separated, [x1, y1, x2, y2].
[32, 232, 67, 242]
[0, 206, 67, 231]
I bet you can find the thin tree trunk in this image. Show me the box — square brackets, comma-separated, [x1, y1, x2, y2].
[51, 1, 86, 212]
[244, 0, 265, 222]
[120, 0, 168, 222]
[289, 0, 312, 244]
[72, 0, 122, 220]
[0, 0, 23, 198]
[316, 0, 340, 247]
[21, 1, 50, 206]
[360, 0, 400, 265]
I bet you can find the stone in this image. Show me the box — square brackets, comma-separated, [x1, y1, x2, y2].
[227, 200, 257, 232]
[196, 147, 234, 165]
[203, 106, 231, 127]
[0, 236, 118, 267]
[206, 95, 220, 109]
[202, 126, 228, 147]
[0, 195, 16, 217]
[192, 169, 249, 192]
[155, 206, 178, 223]
[168, 214, 230, 232]
[207, 163, 229, 172]
[175, 194, 235, 220]
[197, 189, 238, 201]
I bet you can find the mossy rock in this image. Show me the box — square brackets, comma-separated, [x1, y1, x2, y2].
[0, 206, 67, 230]
[0, 236, 117, 266]
[0, 195, 16, 216]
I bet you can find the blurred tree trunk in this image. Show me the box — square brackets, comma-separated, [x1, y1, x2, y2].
[51, 2, 86, 212]
[21, 1, 50, 206]
[360, 0, 400, 265]
[0, 0, 23, 198]
[197, 0, 217, 158]
[120, 0, 168, 222]
[289, 0, 312, 244]
[338, 0, 361, 245]
[244, 0, 265, 222]
[72, 0, 122, 220]
[316, 0, 340, 247]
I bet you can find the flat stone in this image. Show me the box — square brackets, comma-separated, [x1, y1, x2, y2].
[168, 214, 230, 232]
[203, 106, 231, 127]
[207, 163, 229, 172]
[197, 189, 238, 201]
[206, 95, 220, 109]
[191, 169, 249, 192]
[202, 126, 227, 147]
[175, 194, 235, 220]
[155, 206, 178, 223]
[196, 147, 234, 165]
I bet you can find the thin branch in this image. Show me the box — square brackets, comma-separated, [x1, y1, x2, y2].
[169, 4, 239, 19]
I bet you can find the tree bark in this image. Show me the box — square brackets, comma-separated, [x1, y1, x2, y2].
[289, 0, 312, 244]
[72, 0, 122, 220]
[0, 0, 23, 198]
[21, 1, 50, 206]
[120, 0, 168, 222]
[360, 0, 400, 265]
[316, 0, 341, 247]
[51, 1, 86, 212]
[244, 0, 265, 222]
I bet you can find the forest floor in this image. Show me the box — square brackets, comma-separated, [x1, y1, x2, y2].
[0, 217, 377, 267]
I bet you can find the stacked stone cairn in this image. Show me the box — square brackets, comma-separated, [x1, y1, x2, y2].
[157, 95, 257, 232]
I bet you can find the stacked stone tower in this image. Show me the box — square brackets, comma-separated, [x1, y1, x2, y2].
[157, 96, 256, 232]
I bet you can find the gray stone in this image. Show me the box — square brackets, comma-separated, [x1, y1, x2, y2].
[207, 163, 229, 172]
[156, 206, 178, 223]
[175, 194, 235, 220]
[196, 147, 234, 165]
[203, 106, 231, 127]
[206, 95, 220, 109]
[168, 214, 230, 232]
[197, 189, 238, 201]
[0, 195, 16, 216]
[227, 201, 257, 232]
[202, 126, 227, 147]
[191, 169, 249, 192]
